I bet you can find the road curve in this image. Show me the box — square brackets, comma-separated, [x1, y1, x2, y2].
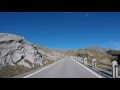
[19, 57, 103, 78]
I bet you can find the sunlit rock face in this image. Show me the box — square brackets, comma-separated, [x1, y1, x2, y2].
[0, 33, 43, 68]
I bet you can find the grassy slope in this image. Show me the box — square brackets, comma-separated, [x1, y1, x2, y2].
[0, 59, 56, 78]
[1, 43, 119, 78]
[75, 49, 114, 72]
[0, 44, 64, 78]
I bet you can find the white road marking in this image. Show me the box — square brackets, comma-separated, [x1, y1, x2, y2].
[72, 58, 103, 78]
[23, 57, 102, 78]
[23, 57, 66, 78]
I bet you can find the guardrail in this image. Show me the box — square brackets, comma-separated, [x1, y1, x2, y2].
[72, 56, 119, 78]
[115, 65, 120, 78]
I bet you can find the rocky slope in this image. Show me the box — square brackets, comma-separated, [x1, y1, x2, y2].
[106, 50, 120, 64]
[0, 33, 119, 70]
[32, 44, 65, 61]
[86, 46, 111, 53]
[0, 33, 43, 68]
[75, 49, 113, 63]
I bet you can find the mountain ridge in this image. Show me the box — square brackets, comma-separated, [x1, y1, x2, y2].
[0, 33, 120, 78]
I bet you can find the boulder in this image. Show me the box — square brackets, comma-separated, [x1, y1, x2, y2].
[0, 33, 43, 68]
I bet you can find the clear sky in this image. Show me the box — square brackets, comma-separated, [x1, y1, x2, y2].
[0, 12, 120, 50]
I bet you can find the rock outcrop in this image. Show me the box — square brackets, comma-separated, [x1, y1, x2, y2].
[107, 50, 120, 64]
[0, 33, 43, 68]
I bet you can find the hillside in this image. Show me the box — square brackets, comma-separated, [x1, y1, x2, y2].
[0, 33, 44, 68]
[106, 50, 120, 64]
[75, 49, 113, 64]
[86, 46, 112, 53]
[32, 44, 65, 61]
[0, 33, 65, 77]
[0, 33, 120, 77]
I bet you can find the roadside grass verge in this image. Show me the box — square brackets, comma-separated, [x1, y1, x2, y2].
[0, 59, 57, 78]
[118, 68, 120, 76]
[0, 65, 32, 78]
[0, 56, 65, 78]
[96, 63, 112, 72]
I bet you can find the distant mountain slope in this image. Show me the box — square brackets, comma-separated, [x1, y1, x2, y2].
[32, 44, 65, 61]
[86, 46, 112, 53]
[2, 33, 120, 78]
[76, 49, 113, 63]
[0, 33, 119, 68]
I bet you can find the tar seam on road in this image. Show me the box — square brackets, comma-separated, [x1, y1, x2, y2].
[23, 57, 67, 78]
[72, 58, 103, 78]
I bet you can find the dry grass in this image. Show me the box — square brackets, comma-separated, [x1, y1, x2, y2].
[0, 59, 55, 78]
[76, 49, 114, 64]
[75, 49, 115, 73]
[42, 59, 54, 66]
[96, 63, 112, 72]
[118, 68, 120, 76]
[0, 65, 32, 78]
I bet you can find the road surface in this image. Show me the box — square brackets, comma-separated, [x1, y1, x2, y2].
[16, 57, 103, 78]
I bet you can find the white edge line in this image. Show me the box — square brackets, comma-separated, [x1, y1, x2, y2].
[72, 58, 103, 78]
[23, 57, 66, 78]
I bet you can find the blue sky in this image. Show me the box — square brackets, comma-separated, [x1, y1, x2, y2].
[0, 12, 120, 50]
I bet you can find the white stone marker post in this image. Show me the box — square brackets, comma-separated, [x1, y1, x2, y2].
[112, 60, 118, 78]
[92, 58, 96, 69]
[84, 58, 87, 65]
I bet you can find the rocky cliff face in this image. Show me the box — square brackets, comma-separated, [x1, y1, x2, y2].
[0, 33, 43, 68]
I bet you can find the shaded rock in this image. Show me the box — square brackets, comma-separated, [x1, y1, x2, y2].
[107, 50, 120, 64]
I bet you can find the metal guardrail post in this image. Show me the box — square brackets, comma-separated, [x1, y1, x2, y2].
[112, 60, 118, 78]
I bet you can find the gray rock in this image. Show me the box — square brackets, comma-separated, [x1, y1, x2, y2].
[0, 33, 43, 68]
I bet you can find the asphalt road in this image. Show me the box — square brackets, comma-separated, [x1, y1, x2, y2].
[19, 57, 103, 78]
